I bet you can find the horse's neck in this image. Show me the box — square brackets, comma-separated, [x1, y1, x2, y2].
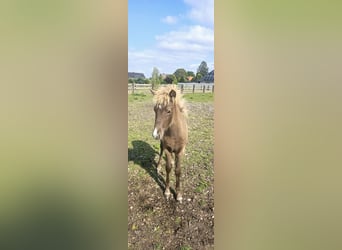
[169, 107, 186, 131]
[173, 105, 185, 121]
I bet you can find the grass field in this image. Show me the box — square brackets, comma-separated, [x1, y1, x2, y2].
[128, 92, 214, 249]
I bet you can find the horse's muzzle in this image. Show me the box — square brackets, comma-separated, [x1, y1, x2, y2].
[152, 128, 159, 140]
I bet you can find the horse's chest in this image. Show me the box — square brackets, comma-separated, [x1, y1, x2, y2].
[162, 124, 187, 152]
[163, 135, 186, 153]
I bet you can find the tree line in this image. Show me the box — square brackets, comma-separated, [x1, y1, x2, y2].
[128, 61, 210, 88]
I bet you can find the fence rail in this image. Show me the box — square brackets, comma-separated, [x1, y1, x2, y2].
[128, 83, 214, 94]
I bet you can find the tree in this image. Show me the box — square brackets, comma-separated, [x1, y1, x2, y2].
[136, 77, 145, 84]
[164, 74, 177, 84]
[151, 67, 160, 89]
[172, 75, 178, 84]
[197, 61, 209, 77]
[195, 72, 203, 82]
[173, 68, 187, 82]
[159, 74, 164, 84]
[187, 71, 195, 76]
[187, 71, 195, 77]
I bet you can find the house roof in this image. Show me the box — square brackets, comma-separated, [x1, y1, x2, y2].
[128, 72, 145, 79]
[200, 70, 214, 83]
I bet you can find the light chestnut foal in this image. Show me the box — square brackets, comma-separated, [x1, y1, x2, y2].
[151, 85, 188, 202]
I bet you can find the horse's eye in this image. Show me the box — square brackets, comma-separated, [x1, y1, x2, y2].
[167, 110, 171, 113]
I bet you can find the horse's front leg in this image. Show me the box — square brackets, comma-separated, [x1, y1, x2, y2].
[164, 150, 172, 200]
[175, 152, 183, 202]
[156, 141, 164, 173]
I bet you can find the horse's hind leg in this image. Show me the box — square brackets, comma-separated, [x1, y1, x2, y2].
[175, 152, 183, 202]
[164, 150, 172, 200]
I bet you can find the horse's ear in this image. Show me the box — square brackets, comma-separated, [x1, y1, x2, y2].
[169, 89, 176, 99]
[150, 89, 156, 95]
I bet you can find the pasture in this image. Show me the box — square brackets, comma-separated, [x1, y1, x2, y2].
[128, 92, 214, 249]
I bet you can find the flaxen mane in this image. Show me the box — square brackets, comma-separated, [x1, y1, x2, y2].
[153, 85, 188, 117]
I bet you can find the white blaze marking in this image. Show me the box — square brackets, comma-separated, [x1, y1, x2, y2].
[153, 128, 158, 139]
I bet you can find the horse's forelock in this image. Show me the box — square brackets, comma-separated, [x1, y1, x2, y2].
[153, 85, 186, 114]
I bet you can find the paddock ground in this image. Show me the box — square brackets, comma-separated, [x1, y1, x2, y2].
[128, 92, 214, 249]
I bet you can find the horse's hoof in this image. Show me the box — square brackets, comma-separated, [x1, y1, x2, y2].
[164, 189, 171, 200]
[176, 194, 183, 203]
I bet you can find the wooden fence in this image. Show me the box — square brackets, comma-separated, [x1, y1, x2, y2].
[128, 83, 214, 94]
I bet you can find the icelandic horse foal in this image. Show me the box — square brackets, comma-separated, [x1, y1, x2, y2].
[150, 85, 188, 202]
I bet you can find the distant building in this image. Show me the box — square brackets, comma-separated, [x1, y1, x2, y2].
[200, 70, 214, 83]
[128, 72, 145, 79]
[186, 76, 194, 82]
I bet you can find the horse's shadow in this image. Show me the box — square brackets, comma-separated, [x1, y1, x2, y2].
[129, 140, 174, 196]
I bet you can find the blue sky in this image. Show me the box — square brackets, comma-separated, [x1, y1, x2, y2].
[129, 0, 214, 78]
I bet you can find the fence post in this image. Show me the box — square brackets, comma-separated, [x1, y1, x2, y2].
[202, 84, 205, 93]
[181, 84, 184, 94]
[212, 85, 214, 93]
[193, 84, 195, 94]
[132, 82, 135, 94]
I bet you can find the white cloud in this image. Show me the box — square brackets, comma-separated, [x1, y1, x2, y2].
[128, 1, 214, 77]
[155, 25, 213, 52]
[161, 15, 178, 24]
[184, 0, 214, 25]
[129, 47, 213, 77]
[209, 61, 214, 70]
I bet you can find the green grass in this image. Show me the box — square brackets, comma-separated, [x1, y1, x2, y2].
[180, 246, 192, 250]
[128, 92, 214, 103]
[195, 177, 209, 193]
[128, 92, 151, 103]
[183, 93, 214, 102]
